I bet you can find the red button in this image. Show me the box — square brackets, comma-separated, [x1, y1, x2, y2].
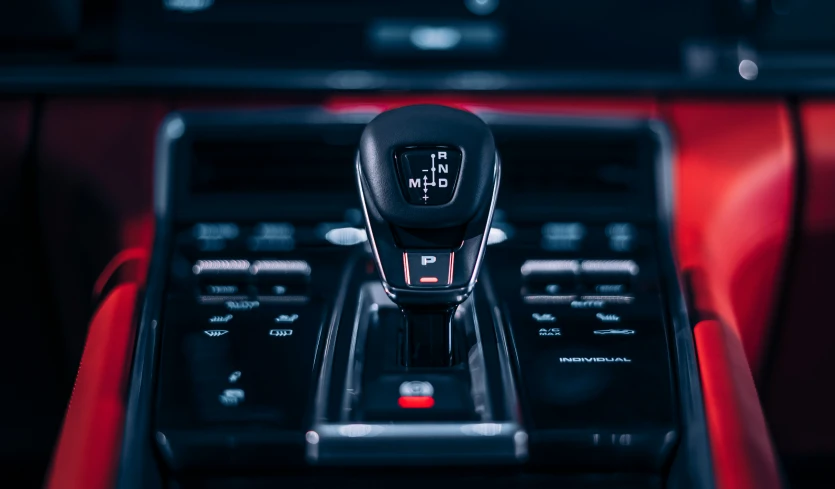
[398, 396, 435, 409]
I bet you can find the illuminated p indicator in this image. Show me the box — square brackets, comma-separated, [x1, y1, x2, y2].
[404, 251, 454, 287]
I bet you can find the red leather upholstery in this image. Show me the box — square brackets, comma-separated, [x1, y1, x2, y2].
[762, 102, 835, 460]
[40, 96, 796, 489]
[37, 98, 167, 379]
[324, 94, 658, 117]
[665, 101, 795, 375]
[695, 319, 782, 489]
[46, 284, 141, 489]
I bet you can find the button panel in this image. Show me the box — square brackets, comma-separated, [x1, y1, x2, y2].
[487, 223, 677, 471]
[156, 227, 358, 470]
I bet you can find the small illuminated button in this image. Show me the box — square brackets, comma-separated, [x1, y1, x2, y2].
[404, 252, 453, 287]
[398, 381, 435, 409]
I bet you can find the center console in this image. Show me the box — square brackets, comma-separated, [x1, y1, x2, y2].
[117, 106, 712, 489]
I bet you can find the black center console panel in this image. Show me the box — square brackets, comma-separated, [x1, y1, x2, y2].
[117, 107, 713, 489]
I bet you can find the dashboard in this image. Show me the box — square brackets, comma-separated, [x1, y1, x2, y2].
[2, 2, 835, 489]
[3, 1, 835, 91]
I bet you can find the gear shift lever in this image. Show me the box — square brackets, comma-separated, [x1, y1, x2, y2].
[356, 105, 500, 367]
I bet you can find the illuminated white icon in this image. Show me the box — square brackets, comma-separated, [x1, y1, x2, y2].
[269, 329, 293, 337]
[203, 330, 229, 337]
[545, 284, 560, 295]
[594, 329, 635, 335]
[415, 151, 453, 203]
[273, 285, 287, 295]
[399, 381, 435, 397]
[228, 371, 241, 383]
[596, 313, 621, 322]
[275, 314, 299, 323]
[218, 388, 244, 407]
[225, 300, 259, 311]
[421, 256, 437, 266]
[539, 328, 561, 337]
[209, 314, 233, 324]
[207, 285, 238, 295]
[532, 313, 556, 323]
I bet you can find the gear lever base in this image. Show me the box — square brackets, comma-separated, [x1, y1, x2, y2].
[402, 308, 455, 368]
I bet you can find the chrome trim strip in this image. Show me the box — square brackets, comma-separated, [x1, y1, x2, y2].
[192, 259, 250, 274]
[522, 295, 577, 305]
[467, 153, 502, 294]
[579, 295, 635, 304]
[249, 259, 312, 276]
[464, 296, 492, 421]
[355, 153, 389, 286]
[448, 251, 455, 285]
[580, 259, 640, 276]
[520, 259, 581, 276]
[312, 254, 360, 423]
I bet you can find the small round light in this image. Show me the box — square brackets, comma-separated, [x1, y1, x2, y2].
[738, 59, 759, 81]
[465, 0, 499, 16]
[305, 431, 320, 445]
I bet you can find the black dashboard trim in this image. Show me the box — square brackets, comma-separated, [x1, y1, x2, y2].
[2, 66, 835, 94]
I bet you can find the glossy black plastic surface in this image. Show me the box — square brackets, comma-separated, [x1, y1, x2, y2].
[485, 223, 679, 470]
[154, 227, 354, 470]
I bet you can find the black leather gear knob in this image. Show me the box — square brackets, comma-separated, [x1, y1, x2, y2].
[356, 105, 501, 308]
[358, 105, 498, 229]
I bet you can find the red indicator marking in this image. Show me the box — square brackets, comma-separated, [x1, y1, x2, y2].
[419, 277, 439, 283]
[398, 396, 435, 409]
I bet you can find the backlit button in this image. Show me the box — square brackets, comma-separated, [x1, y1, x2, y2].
[203, 330, 229, 337]
[268, 329, 294, 337]
[398, 396, 435, 409]
[225, 300, 260, 311]
[207, 314, 233, 324]
[398, 381, 436, 409]
[404, 251, 454, 287]
[218, 388, 245, 407]
[204, 284, 241, 295]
